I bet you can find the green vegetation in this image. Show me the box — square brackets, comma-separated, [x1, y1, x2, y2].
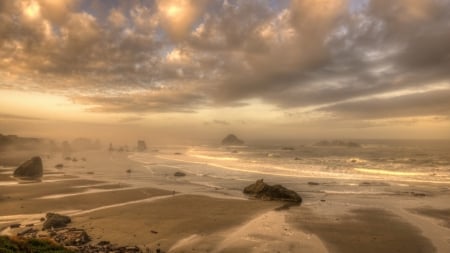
[0, 236, 73, 253]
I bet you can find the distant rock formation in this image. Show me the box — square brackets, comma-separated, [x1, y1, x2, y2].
[43, 213, 71, 230]
[221, 134, 244, 145]
[243, 179, 302, 203]
[314, 140, 361, 148]
[0, 133, 42, 151]
[13, 156, 43, 179]
[137, 140, 147, 152]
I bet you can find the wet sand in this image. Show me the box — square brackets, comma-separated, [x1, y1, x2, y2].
[289, 207, 436, 253]
[410, 208, 450, 228]
[72, 195, 286, 251]
[1, 149, 450, 252]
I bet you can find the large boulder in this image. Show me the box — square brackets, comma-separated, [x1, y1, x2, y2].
[243, 179, 302, 203]
[13, 156, 43, 179]
[221, 134, 244, 145]
[43, 213, 71, 230]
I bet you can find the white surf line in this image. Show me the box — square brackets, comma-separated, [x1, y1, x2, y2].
[36, 187, 137, 200]
[0, 195, 179, 226]
[354, 168, 429, 176]
[189, 154, 239, 161]
[0, 210, 76, 225]
[168, 234, 203, 252]
[71, 182, 122, 189]
[69, 194, 181, 216]
[155, 156, 450, 185]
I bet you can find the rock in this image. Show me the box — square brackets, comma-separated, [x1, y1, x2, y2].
[43, 213, 71, 230]
[243, 179, 302, 203]
[53, 228, 90, 246]
[281, 147, 295, 150]
[359, 181, 390, 187]
[55, 164, 64, 169]
[174, 171, 186, 177]
[97, 240, 110, 246]
[10, 223, 21, 228]
[221, 134, 244, 145]
[411, 192, 427, 197]
[137, 140, 147, 152]
[13, 156, 43, 179]
[17, 228, 35, 236]
[308, 182, 320, 186]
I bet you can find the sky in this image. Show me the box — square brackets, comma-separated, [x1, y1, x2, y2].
[0, 0, 449, 144]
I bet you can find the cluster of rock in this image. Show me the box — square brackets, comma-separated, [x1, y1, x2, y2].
[243, 179, 302, 203]
[13, 156, 43, 179]
[11, 212, 161, 253]
[74, 243, 142, 253]
[15, 226, 145, 253]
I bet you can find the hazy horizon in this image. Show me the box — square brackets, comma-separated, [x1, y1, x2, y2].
[1, 0, 449, 143]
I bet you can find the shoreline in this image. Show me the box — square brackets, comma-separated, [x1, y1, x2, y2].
[1, 150, 450, 252]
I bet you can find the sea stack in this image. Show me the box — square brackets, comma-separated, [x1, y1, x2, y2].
[137, 140, 147, 151]
[13, 156, 43, 179]
[221, 134, 244, 145]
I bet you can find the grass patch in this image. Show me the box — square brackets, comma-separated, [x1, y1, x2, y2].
[0, 236, 73, 253]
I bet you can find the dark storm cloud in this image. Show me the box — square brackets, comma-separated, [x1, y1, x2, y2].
[0, 0, 449, 118]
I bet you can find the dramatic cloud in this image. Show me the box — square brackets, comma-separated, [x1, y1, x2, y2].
[319, 89, 450, 119]
[0, 0, 449, 122]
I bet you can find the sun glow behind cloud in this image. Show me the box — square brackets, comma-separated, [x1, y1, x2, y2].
[0, 0, 449, 141]
[23, 0, 41, 19]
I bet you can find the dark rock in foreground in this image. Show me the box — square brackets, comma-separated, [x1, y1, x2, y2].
[13, 156, 43, 179]
[243, 179, 302, 203]
[43, 213, 71, 230]
[174, 171, 186, 177]
[221, 134, 244, 145]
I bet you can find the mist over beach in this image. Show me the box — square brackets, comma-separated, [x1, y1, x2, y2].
[1, 0, 450, 252]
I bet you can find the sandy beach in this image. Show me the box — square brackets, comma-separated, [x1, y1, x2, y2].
[1, 148, 450, 253]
